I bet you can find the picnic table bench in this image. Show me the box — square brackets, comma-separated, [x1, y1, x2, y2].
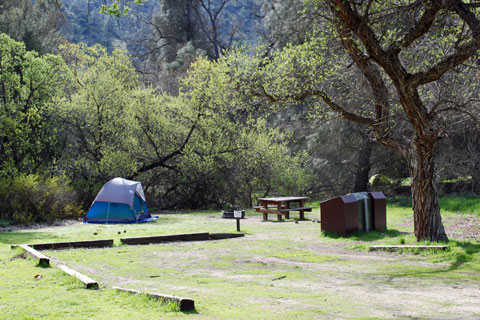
[254, 197, 314, 221]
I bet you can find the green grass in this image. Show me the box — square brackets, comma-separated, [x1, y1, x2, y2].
[439, 195, 480, 215]
[389, 194, 480, 215]
[269, 249, 339, 263]
[0, 250, 184, 319]
[1, 196, 480, 319]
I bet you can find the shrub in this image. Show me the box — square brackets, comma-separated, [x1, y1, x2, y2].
[0, 174, 83, 225]
[369, 174, 408, 195]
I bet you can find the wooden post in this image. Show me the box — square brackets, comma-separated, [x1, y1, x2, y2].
[57, 265, 99, 289]
[261, 200, 268, 221]
[284, 201, 290, 219]
[299, 199, 305, 220]
[113, 286, 195, 311]
[18, 245, 50, 267]
[299, 210, 305, 220]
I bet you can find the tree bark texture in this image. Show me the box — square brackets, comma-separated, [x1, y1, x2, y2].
[353, 133, 372, 193]
[323, 0, 480, 241]
[409, 134, 448, 242]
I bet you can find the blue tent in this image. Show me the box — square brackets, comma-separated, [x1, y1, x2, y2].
[84, 178, 154, 224]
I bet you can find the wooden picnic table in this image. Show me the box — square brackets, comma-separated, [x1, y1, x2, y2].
[254, 197, 314, 221]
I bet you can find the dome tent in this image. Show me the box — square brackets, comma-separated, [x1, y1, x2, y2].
[84, 178, 155, 224]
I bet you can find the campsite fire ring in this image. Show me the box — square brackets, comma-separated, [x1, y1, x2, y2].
[221, 210, 245, 219]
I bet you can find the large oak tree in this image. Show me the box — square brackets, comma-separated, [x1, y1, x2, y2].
[244, 0, 480, 241]
[219, 0, 480, 241]
[321, 0, 480, 241]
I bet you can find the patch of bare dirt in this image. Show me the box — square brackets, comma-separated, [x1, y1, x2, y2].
[10, 253, 26, 261]
[443, 214, 480, 240]
[400, 213, 480, 240]
[0, 219, 82, 233]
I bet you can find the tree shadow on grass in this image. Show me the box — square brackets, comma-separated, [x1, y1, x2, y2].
[0, 231, 58, 245]
[446, 240, 480, 271]
[264, 217, 313, 223]
[379, 240, 480, 281]
[267, 220, 298, 223]
[181, 310, 199, 315]
[146, 215, 182, 225]
[322, 229, 408, 241]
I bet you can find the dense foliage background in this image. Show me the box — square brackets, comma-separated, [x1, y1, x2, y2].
[1, 0, 479, 227]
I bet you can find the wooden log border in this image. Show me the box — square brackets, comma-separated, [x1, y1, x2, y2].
[57, 264, 99, 289]
[16, 244, 50, 267]
[11, 232, 244, 251]
[369, 245, 448, 252]
[11, 231, 243, 308]
[121, 232, 245, 245]
[12, 244, 97, 289]
[208, 233, 245, 240]
[113, 286, 195, 311]
[120, 232, 209, 245]
[24, 239, 114, 250]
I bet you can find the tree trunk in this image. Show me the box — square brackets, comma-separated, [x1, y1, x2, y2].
[409, 134, 448, 242]
[353, 132, 372, 193]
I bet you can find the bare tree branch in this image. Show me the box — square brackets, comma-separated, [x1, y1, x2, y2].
[388, 1, 441, 53]
[410, 40, 479, 86]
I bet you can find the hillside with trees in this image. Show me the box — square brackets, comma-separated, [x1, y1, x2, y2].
[1, 0, 480, 242]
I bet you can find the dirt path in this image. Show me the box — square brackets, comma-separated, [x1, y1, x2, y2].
[46, 214, 480, 319]
[235, 216, 480, 319]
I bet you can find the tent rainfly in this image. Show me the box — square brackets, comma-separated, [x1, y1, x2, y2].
[84, 178, 154, 224]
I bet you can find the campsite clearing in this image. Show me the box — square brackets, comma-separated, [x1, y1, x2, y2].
[1, 199, 480, 319]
